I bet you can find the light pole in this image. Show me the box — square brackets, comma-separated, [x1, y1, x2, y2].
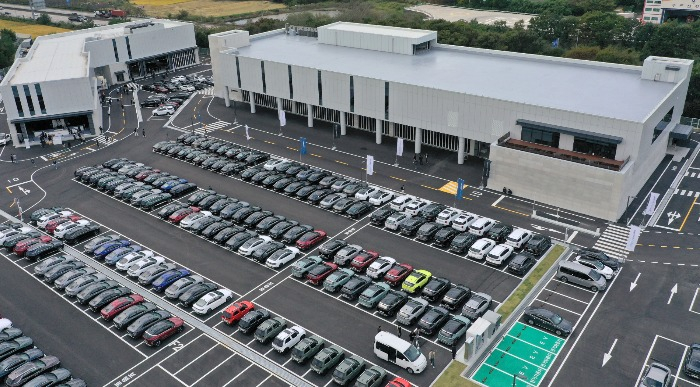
[626, 195, 636, 223]
[513, 373, 526, 387]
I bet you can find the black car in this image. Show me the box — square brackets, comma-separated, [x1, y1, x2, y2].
[202, 221, 234, 239]
[238, 309, 271, 334]
[507, 253, 537, 275]
[307, 171, 330, 184]
[684, 343, 700, 380]
[576, 248, 620, 270]
[332, 198, 357, 213]
[449, 233, 479, 254]
[243, 211, 273, 229]
[376, 291, 409, 317]
[441, 285, 471, 311]
[0, 348, 44, 378]
[221, 162, 246, 176]
[213, 226, 246, 244]
[245, 153, 268, 166]
[370, 208, 396, 226]
[284, 181, 311, 195]
[226, 231, 258, 251]
[255, 215, 286, 234]
[399, 217, 428, 237]
[522, 307, 572, 337]
[273, 177, 297, 191]
[187, 190, 216, 206]
[421, 276, 451, 302]
[0, 337, 34, 362]
[25, 240, 64, 261]
[286, 165, 308, 176]
[308, 189, 332, 204]
[169, 183, 198, 198]
[417, 306, 450, 335]
[295, 185, 320, 200]
[340, 275, 372, 300]
[88, 286, 132, 312]
[281, 225, 313, 244]
[251, 170, 274, 185]
[262, 174, 286, 187]
[0, 328, 22, 343]
[77, 280, 120, 304]
[250, 241, 285, 263]
[191, 216, 222, 234]
[232, 206, 262, 224]
[526, 234, 552, 256]
[42, 261, 86, 283]
[433, 227, 459, 247]
[127, 310, 171, 338]
[157, 203, 186, 219]
[3, 231, 41, 251]
[198, 194, 227, 210]
[487, 223, 513, 243]
[319, 239, 347, 260]
[419, 204, 447, 221]
[268, 220, 299, 239]
[241, 167, 264, 181]
[113, 302, 159, 329]
[179, 282, 218, 307]
[345, 202, 373, 219]
[209, 199, 236, 215]
[415, 222, 443, 243]
[220, 202, 250, 219]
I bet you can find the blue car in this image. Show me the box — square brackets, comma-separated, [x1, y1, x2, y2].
[92, 240, 131, 259]
[161, 178, 188, 192]
[152, 268, 190, 292]
[104, 245, 142, 265]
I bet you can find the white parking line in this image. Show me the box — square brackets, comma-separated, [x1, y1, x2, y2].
[690, 288, 700, 315]
[541, 288, 590, 304]
[190, 353, 236, 386]
[173, 344, 219, 375]
[221, 363, 254, 387]
[254, 375, 273, 387]
[534, 299, 582, 316]
[157, 364, 188, 386]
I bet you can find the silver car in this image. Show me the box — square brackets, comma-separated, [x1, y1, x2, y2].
[385, 213, 410, 231]
[397, 298, 429, 325]
[334, 244, 362, 266]
[165, 275, 204, 299]
[53, 268, 96, 290]
[33, 255, 75, 276]
[64, 274, 107, 297]
[138, 263, 177, 285]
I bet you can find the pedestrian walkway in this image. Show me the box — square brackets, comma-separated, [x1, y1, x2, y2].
[191, 121, 230, 135]
[199, 87, 215, 96]
[439, 181, 459, 195]
[126, 82, 140, 91]
[592, 224, 631, 260]
[673, 188, 700, 197]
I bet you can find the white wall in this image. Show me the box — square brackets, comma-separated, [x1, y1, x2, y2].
[353, 76, 384, 118]
[320, 70, 350, 112]
[290, 65, 319, 106]
[239, 56, 263, 93]
[263, 61, 290, 99]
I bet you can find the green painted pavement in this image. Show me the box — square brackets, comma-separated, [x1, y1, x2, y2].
[509, 323, 565, 353]
[473, 365, 533, 387]
[496, 338, 557, 369]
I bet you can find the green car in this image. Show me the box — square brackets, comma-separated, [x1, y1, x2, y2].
[354, 365, 387, 387]
[254, 317, 287, 344]
[323, 268, 355, 292]
[138, 193, 172, 211]
[291, 256, 323, 279]
[311, 345, 344, 375]
[332, 355, 366, 386]
[358, 283, 391, 309]
[291, 335, 325, 364]
[437, 315, 472, 346]
[401, 269, 432, 294]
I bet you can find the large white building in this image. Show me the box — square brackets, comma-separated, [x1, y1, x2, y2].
[209, 22, 693, 221]
[0, 19, 198, 147]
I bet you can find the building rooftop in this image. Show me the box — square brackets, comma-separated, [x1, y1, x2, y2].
[7, 19, 187, 85]
[320, 22, 435, 40]
[234, 32, 677, 122]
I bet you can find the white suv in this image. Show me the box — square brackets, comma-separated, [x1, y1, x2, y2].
[272, 326, 305, 353]
[468, 238, 496, 260]
[469, 217, 495, 236]
[390, 195, 416, 211]
[506, 228, 533, 249]
[451, 213, 478, 232]
[405, 200, 430, 216]
[435, 208, 461, 226]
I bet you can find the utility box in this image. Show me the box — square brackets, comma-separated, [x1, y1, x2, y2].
[482, 311, 502, 338]
[464, 318, 491, 361]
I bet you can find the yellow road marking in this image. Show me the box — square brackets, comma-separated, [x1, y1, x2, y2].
[660, 246, 667, 248]
[286, 146, 297, 151]
[264, 141, 275, 145]
[390, 176, 406, 182]
[679, 195, 697, 231]
[673, 246, 680, 249]
[311, 154, 322, 158]
[494, 205, 529, 217]
[335, 160, 348, 165]
[438, 181, 460, 195]
[421, 184, 440, 191]
[5, 187, 11, 194]
[648, 244, 655, 247]
[688, 248, 695, 250]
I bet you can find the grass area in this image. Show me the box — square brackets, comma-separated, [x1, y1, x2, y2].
[433, 361, 481, 387]
[137, 0, 285, 18]
[0, 19, 70, 38]
[497, 244, 566, 320]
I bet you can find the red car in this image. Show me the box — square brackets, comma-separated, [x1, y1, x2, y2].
[13, 236, 53, 256]
[45, 215, 82, 234]
[306, 262, 338, 285]
[386, 377, 411, 387]
[296, 230, 327, 251]
[222, 301, 255, 325]
[384, 263, 414, 287]
[135, 169, 160, 181]
[143, 316, 184, 346]
[101, 294, 145, 321]
[350, 250, 379, 272]
[169, 207, 200, 224]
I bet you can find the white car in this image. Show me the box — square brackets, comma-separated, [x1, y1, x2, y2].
[266, 247, 300, 269]
[468, 238, 496, 260]
[574, 256, 615, 280]
[116, 250, 155, 271]
[179, 84, 195, 92]
[238, 236, 272, 256]
[54, 220, 91, 239]
[355, 186, 381, 201]
[505, 228, 533, 249]
[0, 227, 34, 244]
[404, 200, 430, 216]
[126, 256, 165, 277]
[37, 211, 73, 229]
[180, 211, 213, 229]
[192, 288, 234, 314]
[171, 75, 186, 83]
[272, 326, 306, 353]
[263, 158, 288, 171]
[366, 256, 397, 279]
[435, 208, 461, 226]
[469, 217, 495, 236]
[153, 105, 175, 116]
[451, 212, 478, 232]
[385, 212, 410, 231]
[0, 319, 12, 332]
[0, 133, 10, 146]
[485, 244, 514, 266]
[390, 195, 416, 211]
[368, 191, 394, 206]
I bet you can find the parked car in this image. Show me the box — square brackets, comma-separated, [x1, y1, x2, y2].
[350, 250, 380, 272]
[192, 289, 234, 314]
[441, 285, 471, 311]
[0, 348, 44, 379]
[221, 301, 255, 326]
[438, 315, 472, 346]
[522, 306, 572, 337]
[238, 309, 271, 334]
[462, 292, 492, 320]
[396, 297, 429, 325]
[272, 326, 305, 353]
[507, 253, 537, 276]
[319, 239, 347, 259]
[340, 275, 372, 300]
[265, 247, 300, 269]
[100, 295, 145, 321]
[417, 306, 450, 335]
[113, 302, 159, 329]
[366, 257, 396, 280]
[332, 356, 366, 386]
[377, 291, 409, 317]
[384, 263, 414, 287]
[143, 317, 184, 346]
[421, 276, 451, 303]
[358, 283, 391, 308]
[255, 317, 287, 344]
[485, 244, 514, 266]
[291, 335, 325, 364]
[4, 355, 60, 387]
[127, 310, 172, 338]
[311, 345, 345, 375]
[402, 269, 432, 294]
[291, 256, 323, 279]
[322, 268, 355, 293]
[449, 233, 479, 254]
[354, 366, 387, 387]
[165, 275, 204, 299]
[335, 244, 362, 266]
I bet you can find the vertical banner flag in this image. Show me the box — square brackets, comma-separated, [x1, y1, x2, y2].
[279, 110, 286, 127]
[626, 225, 641, 252]
[245, 124, 250, 140]
[300, 137, 307, 155]
[396, 138, 404, 157]
[456, 178, 464, 200]
[642, 192, 659, 216]
[367, 155, 374, 176]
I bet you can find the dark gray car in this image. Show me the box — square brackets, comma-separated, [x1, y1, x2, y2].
[113, 302, 158, 329]
[0, 348, 44, 378]
[5, 355, 60, 387]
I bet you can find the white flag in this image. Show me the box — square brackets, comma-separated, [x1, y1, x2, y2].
[279, 110, 286, 127]
[367, 155, 374, 176]
[642, 193, 659, 216]
[396, 138, 403, 157]
[625, 225, 641, 251]
[245, 124, 250, 140]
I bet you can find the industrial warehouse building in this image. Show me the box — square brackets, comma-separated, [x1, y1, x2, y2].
[209, 22, 693, 221]
[0, 19, 198, 147]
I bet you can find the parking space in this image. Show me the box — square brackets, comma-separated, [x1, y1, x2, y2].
[635, 335, 700, 387]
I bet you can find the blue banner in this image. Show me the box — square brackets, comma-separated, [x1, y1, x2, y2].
[300, 137, 307, 155]
[456, 178, 464, 200]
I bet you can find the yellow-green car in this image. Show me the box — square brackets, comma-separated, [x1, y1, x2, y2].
[401, 269, 432, 293]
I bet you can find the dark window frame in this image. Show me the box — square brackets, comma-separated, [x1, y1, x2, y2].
[521, 127, 560, 148]
[318, 70, 323, 106]
[261, 61, 266, 94]
[12, 86, 24, 117]
[34, 84, 46, 114]
[23, 85, 35, 116]
[112, 39, 119, 62]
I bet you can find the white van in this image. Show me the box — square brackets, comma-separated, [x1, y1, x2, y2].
[390, 195, 416, 211]
[374, 332, 427, 374]
[505, 228, 533, 249]
[468, 238, 496, 260]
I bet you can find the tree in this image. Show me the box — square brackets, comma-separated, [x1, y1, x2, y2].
[641, 21, 700, 59]
[0, 29, 18, 69]
[570, 0, 616, 15]
[595, 46, 641, 64]
[563, 45, 600, 60]
[36, 13, 51, 25]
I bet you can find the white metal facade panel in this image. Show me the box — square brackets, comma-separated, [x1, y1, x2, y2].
[290, 65, 318, 105]
[239, 56, 263, 93]
[263, 61, 290, 99]
[127, 24, 196, 59]
[320, 71, 349, 112]
[85, 39, 116, 68]
[353, 76, 384, 119]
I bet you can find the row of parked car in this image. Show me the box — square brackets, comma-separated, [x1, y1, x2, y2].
[0, 224, 66, 260]
[0, 318, 83, 387]
[141, 74, 212, 94]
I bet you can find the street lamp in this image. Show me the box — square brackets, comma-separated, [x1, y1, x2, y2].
[513, 373, 526, 387]
[626, 195, 636, 223]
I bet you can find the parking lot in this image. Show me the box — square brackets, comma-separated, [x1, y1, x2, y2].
[635, 335, 700, 387]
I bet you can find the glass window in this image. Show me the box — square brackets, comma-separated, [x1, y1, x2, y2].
[572, 137, 617, 159]
[112, 39, 119, 62]
[12, 86, 24, 117]
[261, 61, 266, 94]
[235, 57, 241, 89]
[385, 82, 389, 120]
[318, 70, 323, 106]
[288, 65, 293, 99]
[34, 84, 46, 114]
[349, 76, 354, 113]
[23, 85, 35, 116]
[125, 37, 132, 60]
[521, 127, 560, 147]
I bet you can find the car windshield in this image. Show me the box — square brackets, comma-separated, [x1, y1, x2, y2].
[222, 311, 233, 319]
[466, 299, 480, 309]
[443, 320, 462, 334]
[311, 358, 324, 369]
[589, 269, 602, 281]
[273, 338, 284, 347]
[643, 377, 663, 387]
[291, 347, 304, 358]
[195, 299, 208, 307]
[404, 346, 421, 362]
[551, 313, 563, 325]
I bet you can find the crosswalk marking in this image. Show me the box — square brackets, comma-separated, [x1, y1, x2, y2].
[592, 224, 630, 261]
[126, 82, 140, 91]
[439, 181, 458, 195]
[673, 189, 699, 197]
[189, 120, 230, 135]
[198, 87, 215, 96]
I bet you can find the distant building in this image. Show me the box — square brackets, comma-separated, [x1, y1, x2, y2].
[642, 0, 700, 23]
[0, 20, 197, 147]
[209, 22, 693, 221]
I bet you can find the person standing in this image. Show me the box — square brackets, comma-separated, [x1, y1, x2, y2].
[142, 128, 146, 137]
[377, 325, 382, 333]
[418, 154, 423, 165]
[409, 329, 416, 343]
[396, 325, 402, 338]
[451, 342, 457, 359]
[52, 160, 57, 169]
[31, 158, 35, 166]
[10, 154, 16, 163]
[400, 185, 405, 194]
[429, 350, 435, 368]
[424, 153, 428, 164]
[133, 128, 138, 137]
